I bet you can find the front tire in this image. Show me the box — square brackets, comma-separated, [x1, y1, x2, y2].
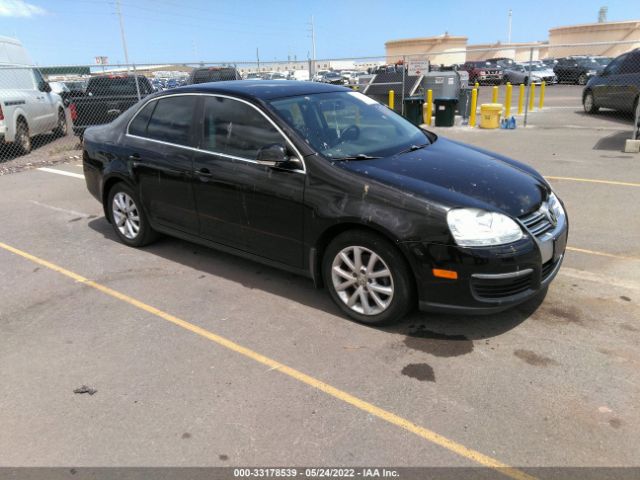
[107, 183, 157, 247]
[583, 91, 599, 114]
[577, 73, 587, 86]
[322, 230, 414, 325]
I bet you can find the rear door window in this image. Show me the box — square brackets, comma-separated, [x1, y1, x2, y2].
[201, 96, 284, 160]
[145, 96, 197, 146]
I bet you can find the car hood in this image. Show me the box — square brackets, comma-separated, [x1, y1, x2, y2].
[334, 137, 548, 218]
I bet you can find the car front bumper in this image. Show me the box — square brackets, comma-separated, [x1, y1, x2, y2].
[403, 219, 568, 314]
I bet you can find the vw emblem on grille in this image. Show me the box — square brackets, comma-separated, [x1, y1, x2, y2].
[541, 203, 557, 227]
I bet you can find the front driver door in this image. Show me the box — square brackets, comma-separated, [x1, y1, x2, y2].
[193, 95, 305, 267]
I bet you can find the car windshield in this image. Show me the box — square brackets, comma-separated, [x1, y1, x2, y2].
[269, 91, 430, 160]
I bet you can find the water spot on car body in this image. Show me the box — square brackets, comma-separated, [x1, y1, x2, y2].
[404, 326, 474, 357]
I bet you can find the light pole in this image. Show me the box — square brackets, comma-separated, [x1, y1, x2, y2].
[507, 9, 512, 44]
[115, 0, 130, 69]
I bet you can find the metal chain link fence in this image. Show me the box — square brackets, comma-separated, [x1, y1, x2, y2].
[1, 41, 639, 162]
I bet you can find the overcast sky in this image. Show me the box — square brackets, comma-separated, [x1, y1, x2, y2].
[0, 0, 636, 65]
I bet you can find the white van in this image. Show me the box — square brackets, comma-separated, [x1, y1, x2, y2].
[0, 36, 66, 154]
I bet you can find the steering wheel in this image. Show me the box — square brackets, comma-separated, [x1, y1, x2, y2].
[328, 124, 360, 148]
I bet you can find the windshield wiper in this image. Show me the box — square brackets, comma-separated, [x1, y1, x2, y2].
[396, 143, 429, 155]
[332, 154, 382, 161]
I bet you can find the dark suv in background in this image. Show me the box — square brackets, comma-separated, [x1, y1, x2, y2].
[583, 48, 640, 115]
[461, 61, 504, 85]
[553, 56, 604, 85]
[188, 67, 241, 84]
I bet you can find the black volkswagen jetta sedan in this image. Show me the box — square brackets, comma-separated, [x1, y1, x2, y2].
[82, 81, 568, 325]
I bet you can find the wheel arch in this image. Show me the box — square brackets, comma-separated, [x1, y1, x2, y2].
[311, 221, 416, 290]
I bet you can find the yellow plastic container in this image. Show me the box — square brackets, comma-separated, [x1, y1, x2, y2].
[479, 103, 503, 129]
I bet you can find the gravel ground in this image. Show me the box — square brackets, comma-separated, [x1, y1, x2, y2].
[0, 133, 81, 176]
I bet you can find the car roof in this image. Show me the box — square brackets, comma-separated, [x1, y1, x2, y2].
[174, 80, 349, 100]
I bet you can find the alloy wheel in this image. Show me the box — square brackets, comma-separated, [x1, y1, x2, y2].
[331, 245, 394, 316]
[112, 192, 141, 240]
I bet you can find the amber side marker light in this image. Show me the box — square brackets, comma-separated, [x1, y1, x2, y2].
[432, 268, 458, 280]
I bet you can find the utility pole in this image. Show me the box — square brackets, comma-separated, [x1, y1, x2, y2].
[256, 47, 260, 73]
[507, 9, 512, 44]
[307, 15, 317, 76]
[115, 0, 130, 69]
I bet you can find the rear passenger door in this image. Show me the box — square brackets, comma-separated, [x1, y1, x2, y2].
[126, 95, 199, 234]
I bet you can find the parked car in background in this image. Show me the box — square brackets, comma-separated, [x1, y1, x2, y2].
[82, 81, 567, 325]
[461, 61, 504, 85]
[593, 56, 613, 68]
[503, 63, 557, 85]
[69, 75, 153, 138]
[188, 67, 241, 84]
[244, 72, 263, 80]
[583, 48, 640, 114]
[290, 70, 310, 81]
[554, 56, 604, 85]
[320, 71, 347, 85]
[312, 70, 329, 82]
[263, 72, 288, 80]
[0, 66, 67, 154]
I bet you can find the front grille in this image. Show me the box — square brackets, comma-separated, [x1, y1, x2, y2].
[520, 206, 554, 238]
[471, 272, 533, 300]
[541, 257, 561, 282]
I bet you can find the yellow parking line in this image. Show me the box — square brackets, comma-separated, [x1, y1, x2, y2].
[545, 176, 640, 188]
[0, 240, 536, 480]
[566, 246, 640, 261]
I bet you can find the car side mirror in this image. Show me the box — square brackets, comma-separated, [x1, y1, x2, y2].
[39, 81, 52, 93]
[256, 143, 288, 167]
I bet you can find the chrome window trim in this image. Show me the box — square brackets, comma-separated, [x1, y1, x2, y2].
[124, 92, 306, 174]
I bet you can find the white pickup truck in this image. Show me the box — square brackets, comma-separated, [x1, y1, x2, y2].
[1, 36, 67, 155]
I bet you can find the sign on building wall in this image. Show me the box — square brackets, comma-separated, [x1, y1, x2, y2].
[94, 56, 109, 65]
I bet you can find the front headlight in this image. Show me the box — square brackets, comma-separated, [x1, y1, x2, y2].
[547, 192, 565, 220]
[447, 208, 524, 247]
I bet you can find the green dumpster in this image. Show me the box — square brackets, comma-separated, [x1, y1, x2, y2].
[403, 96, 425, 126]
[434, 98, 458, 127]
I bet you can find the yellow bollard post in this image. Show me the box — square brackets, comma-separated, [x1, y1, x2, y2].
[505, 82, 512, 118]
[529, 82, 536, 111]
[388, 90, 395, 110]
[539, 81, 546, 109]
[469, 88, 478, 127]
[492, 85, 498, 103]
[518, 84, 525, 114]
[474, 82, 479, 89]
[424, 89, 433, 125]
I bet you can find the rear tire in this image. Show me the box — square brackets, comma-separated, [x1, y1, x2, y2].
[322, 230, 414, 325]
[577, 73, 587, 86]
[14, 120, 31, 155]
[107, 182, 158, 247]
[583, 91, 599, 114]
[53, 108, 68, 137]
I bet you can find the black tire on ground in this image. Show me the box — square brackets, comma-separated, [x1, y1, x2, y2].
[106, 182, 158, 247]
[322, 229, 415, 325]
[577, 73, 587, 86]
[583, 91, 599, 114]
[14, 120, 31, 155]
[53, 108, 68, 137]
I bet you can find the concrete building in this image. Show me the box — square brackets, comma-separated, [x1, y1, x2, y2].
[548, 20, 640, 58]
[385, 33, 467, 65]
[466, 42, 544, 62]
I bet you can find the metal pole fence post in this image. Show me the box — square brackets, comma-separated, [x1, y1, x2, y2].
[523, 47, 533, 127]
[401, 55, 406, 116]
[132, 63, 141, 101]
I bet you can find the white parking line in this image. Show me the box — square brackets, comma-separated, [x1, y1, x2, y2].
[37, 167, 84, 179]
[30, 200, 92, 219]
